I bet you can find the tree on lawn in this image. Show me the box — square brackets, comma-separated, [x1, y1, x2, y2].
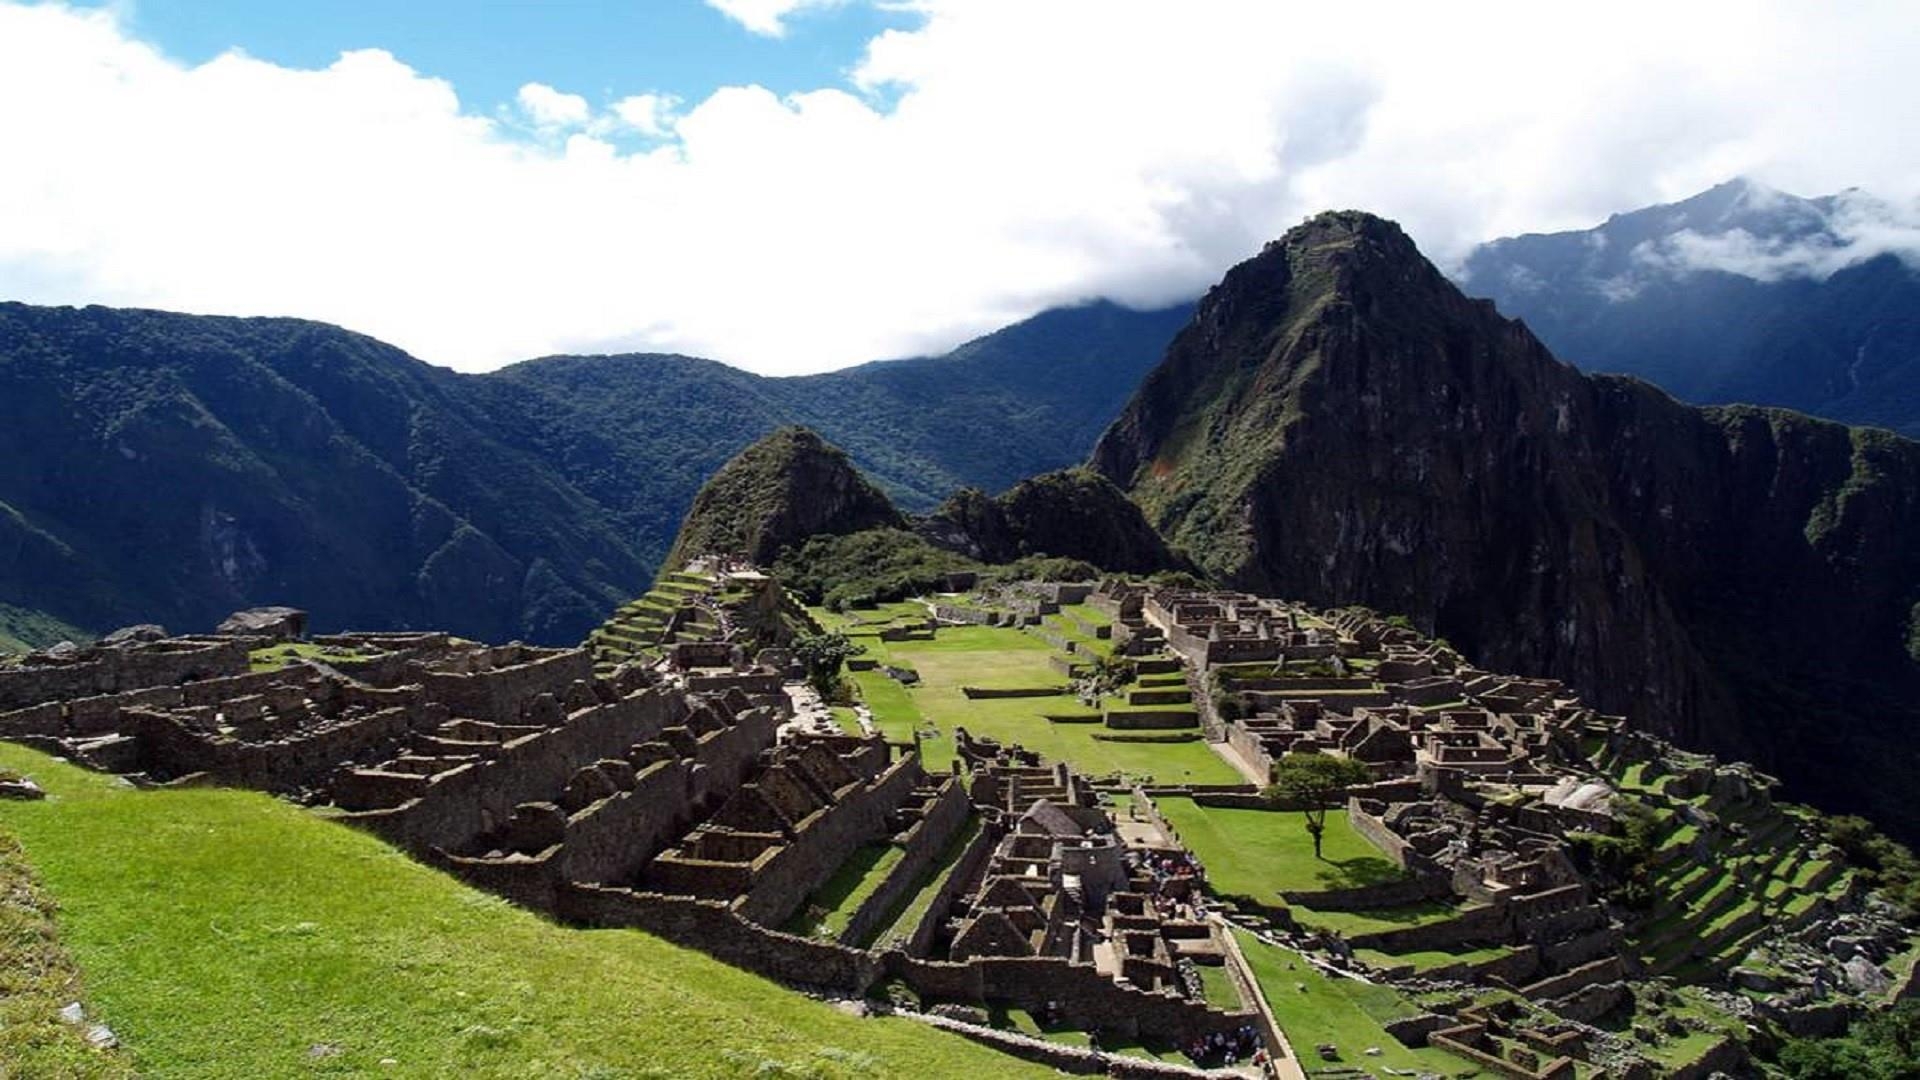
[791, 631, 866, 699]
[1263, 752, 1372, 859]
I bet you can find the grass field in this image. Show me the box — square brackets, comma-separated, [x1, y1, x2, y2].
[1153, 799, 1406, 899]
[1152, 799, 1472, 937]
[1234, 931, 1470, 1075]
[882, 627, 1240, 785]
[247, 642, 382, 672]
[0, 744, 1052, 1080]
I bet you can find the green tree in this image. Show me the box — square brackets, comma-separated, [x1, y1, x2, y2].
[791, 631, 866, 699]
[1070, 654, 1136, 707]
[1263, 753, 1372, 859]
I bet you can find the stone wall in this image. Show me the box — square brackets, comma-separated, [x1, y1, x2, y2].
[736, 754, 928, 928]
[1347, 798, 1415, 868]
[907, 816, 1003, 956]
[908, 1011, 1240, 1079]
[125, 705, 420, 793]
[561, 883, 882, 992]
[341, 687, 691, 855]
[840, 780, 970, 947]
[1428, 1023, 1576, 1080]
[555, 711, 779, 884]
[416, 649, 595, 724]
[0, 637, 250, 712]
[1280, 872, 1452, 913]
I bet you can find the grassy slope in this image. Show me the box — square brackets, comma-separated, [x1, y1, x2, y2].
[0, 602, 92, 654]
[0, 744, 1052, 1080]
[0, 828, 134, 1079]
[1234, 931, 1469, 1075]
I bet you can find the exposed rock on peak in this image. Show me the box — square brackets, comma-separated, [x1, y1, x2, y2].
[1093, 210, 1920, 836]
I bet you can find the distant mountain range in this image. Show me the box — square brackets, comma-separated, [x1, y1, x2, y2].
[1461, 178, 1920, 437]
[0, 299, 1187, 646]
[1095, 210, 1920, 837]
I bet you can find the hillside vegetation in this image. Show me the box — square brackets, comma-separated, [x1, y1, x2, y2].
[0, 299, 1187, 647]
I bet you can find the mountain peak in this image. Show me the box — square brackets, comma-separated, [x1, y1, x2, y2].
[662, 426, 904, 569]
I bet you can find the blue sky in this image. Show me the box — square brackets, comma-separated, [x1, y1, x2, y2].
[74, 0, 914, 114]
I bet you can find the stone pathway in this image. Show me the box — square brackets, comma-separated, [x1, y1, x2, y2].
[779, 682, 844, 739]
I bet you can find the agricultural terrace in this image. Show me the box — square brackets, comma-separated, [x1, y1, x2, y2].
[815, 603, 1241, 786]
[0, 745, 1052, 1080]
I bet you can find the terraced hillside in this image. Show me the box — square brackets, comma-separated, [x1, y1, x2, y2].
[1586, 739, 1855, 980]
[585, 566, 815, 677]
[585, 569, 727, 674]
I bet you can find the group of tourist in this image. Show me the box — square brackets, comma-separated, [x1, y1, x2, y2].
[1184, 1024, 1268, 1070]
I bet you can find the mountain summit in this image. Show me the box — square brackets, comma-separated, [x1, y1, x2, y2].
[1094, 210, 1920, 835]
[1461, 179, 1920, 436]
[663, 426, 905, 569]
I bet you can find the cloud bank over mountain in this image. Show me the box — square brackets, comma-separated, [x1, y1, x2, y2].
[1, 0, 1916, 374]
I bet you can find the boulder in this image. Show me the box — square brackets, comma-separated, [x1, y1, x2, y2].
[0, 775, 45, 801]
[217, 606, 308, 641]
[101, 624, 169, 646]
[1844, 955, 1890, 995]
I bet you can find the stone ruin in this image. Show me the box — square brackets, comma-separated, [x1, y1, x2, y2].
[0, 595, 1262, 1071]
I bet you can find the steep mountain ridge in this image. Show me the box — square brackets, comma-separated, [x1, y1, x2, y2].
[1094, 211, 1920, 834]
[1461, 179, 1920, 436]
[0, 299, 1185, 646]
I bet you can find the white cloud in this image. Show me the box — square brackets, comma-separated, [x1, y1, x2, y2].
[705, 0, 843, 37]
[516, 81, 590, 129]
[1, 0, 1918, 375]
[1634, 189, 1920, 282]
[609, 93, 677, 137]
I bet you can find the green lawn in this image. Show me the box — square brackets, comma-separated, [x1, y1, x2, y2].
[1153, 800, 1407, 901]
[1291, 901, 1467, 939]
[872, 816, 982, 949]
[991, 1006, 1182, 1063]
[1, 828, 133, 1079]
[1234, 931, 1470, 1076]
[1195, 963, 1242, 1010]
[784, 842, 905, 941]
[248, 642, 382, 672]
[0, 744, 1052, 1080]
[883, 627, 1241, 786]
[827, 706, 863, 736]
[1354, 944, 1511, 972]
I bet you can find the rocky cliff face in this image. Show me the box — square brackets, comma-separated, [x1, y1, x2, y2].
[1093, 211, 1920, 834]
[663, 427, 905, 569]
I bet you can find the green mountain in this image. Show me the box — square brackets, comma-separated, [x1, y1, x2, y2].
[1093, 210, 1920, 837]
[0, 299, 1186, 646]
[663, 428, 1182, 601]
[662, 427, 904, 568]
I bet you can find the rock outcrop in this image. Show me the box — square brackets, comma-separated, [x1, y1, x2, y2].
[919, 469, 1185, 574]
[1092, 210, 1920, 836]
